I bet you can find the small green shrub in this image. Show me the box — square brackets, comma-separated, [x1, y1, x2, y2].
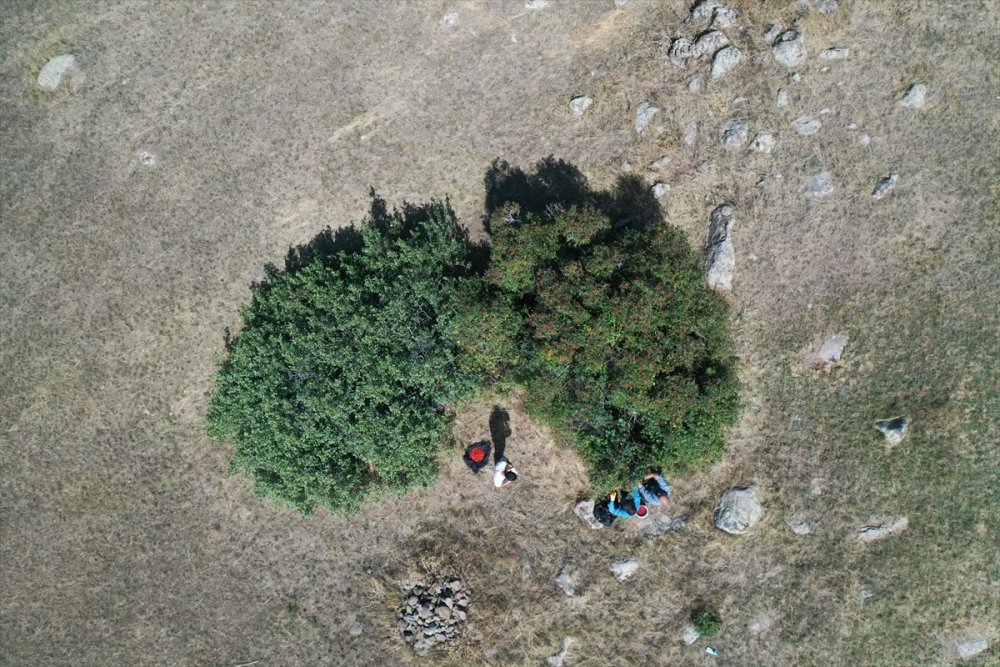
[485, 196, 739, 492]
[206, 197, 481, 514]
[692, 606, 723, 638]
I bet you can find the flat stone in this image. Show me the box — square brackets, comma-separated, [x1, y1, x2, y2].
[574, 499, 604, 529]
[714, 487, 763, 534]
[815, 332, 849, 365]
[37, 54, 77, 91]
[138, 150, 157, 167]
[772, 30, 807, 69]
[859, 133, 871, 146]
[669, 38, 694, 67]
[872, 173, 898, 200]
[711, 46, 743, 79]
[650, 155, 673, 170]
[711, 7, 739, 29]
[635, 101, 659, 134]
[348, 622, 363, 636]
[786, 515, 813, 535]
[547, 637, 575, 667]
[874, 416, 909, 445]
[610, 557, 639, 582]
[439, 9, 459, 27]
[805, 171, 834, 197]
[569, 95, 593, 117]
[683, 625, 701, 645]
[687, 73, 703, 92]
[764, 24, 783, 43]
[682, 120, 699, 146]
[857, 516, 909, 542]
[651, 182, 671, 199]
[776, 88, 790, 107]
[751, 133, 776, 154]
[554, 567, 576, 596]
[819, 47, 849, 60]
[705, 204, 735, 291]
[693, 30, 729, 58]
[689, 0, 722, 23]
[792, 117, 822, 135]
[524, 0, 549, 9]
[955, 637, 989, 660]
[900, 83, 927, 108]
[806, 0, 838, 13]
[719, 119, 749, 149]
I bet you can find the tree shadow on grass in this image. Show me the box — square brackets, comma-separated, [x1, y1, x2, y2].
[482, 156, 664, 233]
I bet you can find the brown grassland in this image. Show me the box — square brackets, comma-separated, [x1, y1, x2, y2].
[1, 1, 997, 665]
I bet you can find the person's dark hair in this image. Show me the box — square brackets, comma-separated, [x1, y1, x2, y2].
[505, 470, 518, 482]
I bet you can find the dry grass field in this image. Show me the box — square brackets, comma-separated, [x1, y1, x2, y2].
[2, 1, 997, 665]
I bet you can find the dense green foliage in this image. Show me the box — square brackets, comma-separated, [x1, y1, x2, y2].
[485, 201, 739, 492]
[206, 200, 480, 514]
[692, 606, 723, 638]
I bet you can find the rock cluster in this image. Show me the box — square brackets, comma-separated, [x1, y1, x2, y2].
[396, 578, 469, 656]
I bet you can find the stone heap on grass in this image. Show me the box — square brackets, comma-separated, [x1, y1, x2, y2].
[396, 578, 469, 656]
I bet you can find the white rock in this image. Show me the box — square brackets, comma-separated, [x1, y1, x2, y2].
[614, 0, 629, 6]
[690, 0, 722, 22]
[805, 171, 834, 197]
[138, 150, 157, 167]
[714, 487, 763, 534]
[711, 7, 740, 29]
[610, 557, 640, 582]
[693, 30, 729, 58]
[569, 96, 593, 116]
[635, 101, 659, 134]
[525, 0, 549, 9]
[776, 88, 790, 107]
[650, 155, 673, 169]
[751, 133, 776, 154]
[815, 332, 849, 364]
[732, 96, 747, 106]
[819, 47, 849, 60]
[790, 72, 802, 83]
[620, 159, 633, 172]
[772, 30, 807, 69]
[348, 622, 363, 636]
[873, 416, 909, 445]
[554, 567, 576, 596]
[900, 83, 927, 108]
[669, 38, 694, 67]
[574, 499, 604, 529]
[37, 54, 77, 91]
[763, 24, 783, 43]
[682, 625, 701, 645]
[857, 516, 908, 542]
[711, 46, 743, 79]
[792, 117, 822, 135]
[872, 173, 898, 200]
[439, 9, 459, 27]
[955, 637, 989, 660]
[547, 637, 575, 667]
[651, 182, 671, 199]
[786, 515, 813, 535]
[705, 204, 735, 290]
[719, 119, 749, 149]
[687, 73, 703, 92]
[858, 133, 871, 146]
[683, 120, 699, 146]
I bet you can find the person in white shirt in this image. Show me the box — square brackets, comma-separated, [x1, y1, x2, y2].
[493, 457, 518, 488]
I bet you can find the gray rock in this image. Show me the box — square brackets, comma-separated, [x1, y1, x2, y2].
[683, 120, 699, 146]
[714, 487, 763, 534]
[413, 638, 432, 656]
[554, 567, 576, 596]
[439, 9, 459, 27]
[858, 133, 871, 147]
[805, 0, 838, 13]
[614, 0, 629, 6]
[815, 332, 849, 365]
[569, 95, 594, 117]
[792, 117, 822, 135]
[858, 586, 875, 606]
[705, 204, 735, 291]
[435, 632, 447, 642]
[682, 625, 701, 645]
[693, 30, 729, 58]
[524, 0, 549, 9]
[719, 119, 749, 149]
[776, 88, 790, 107]
[900, 83, 927, 109]
[763, 24, 784, 43]
[805, 171, 834, 197]
[819, 47, 849, 60]
[711, 7, 739, 29]
[669, 38, 694, 68]
[857, 516, 908, 542]
[436, 605, 451, 620]
[711, 46, 743, 79]
[635, 101, 659, 134]
[874, 416, 909, 445]
[348, 622, 363, 636]
[872, 173, 898, 200]
[574, 499, 604, 529]
[772, 30, 807, 69]
[138, 150, 157, 167]
[955, 637, 989, 660]
[37, 54, 77, 91]
[610, 557, 640, 582]
[641, 514, 687, 537]
[689, 0, 722, 23]
[687, 73, 703, 92]
[786, 515, 813, 535]
[547, 637, 575, 667]
[751, 133, 776, 154]
[650, 155, 673, 169]
[651, 182, 671, 199]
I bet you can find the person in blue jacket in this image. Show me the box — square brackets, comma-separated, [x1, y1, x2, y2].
[608, 487, 647, 519]
[639, 473, 672, 506]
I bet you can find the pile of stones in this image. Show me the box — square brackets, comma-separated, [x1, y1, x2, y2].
[396, 578, 469, 656]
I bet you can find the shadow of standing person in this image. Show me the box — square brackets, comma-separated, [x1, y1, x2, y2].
[489, 406, 511, 463]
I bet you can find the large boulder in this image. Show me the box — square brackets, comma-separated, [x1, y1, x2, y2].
[714, 487, 763, 534]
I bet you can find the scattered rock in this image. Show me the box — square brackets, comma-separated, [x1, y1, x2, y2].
[813, 332, 849, 366]
[202, 481, 215, 496]
[747, 614, 773, 634]
[856, 516, 908, 542]
[705, 204, 735, 291]
[348, 622, 363, 636]
[952, 636, 990, 661]
[786, 515, 813, 535]
[719, 119, 749, 149]
[650, 155, 673, 170]
[858, 586, 875, 607]
[547, 637, 575, 667]
[858, 133, 871, 147]
[554, 567, 576, 596]
[689, 0, 722, 23]
[610, 557, 639, 582]
[37, 54, 77, 91]
[805, 0, 838, 14]
[751, 133, 776, 154]
[138, 150, 157, 167]
[694, 30, 729, 58]
[439, 9, 459, 27]
[687, 73, 704, 92]
[574, 499, 604, 529]
[873, 416, 909, 445]
[569, 95, 594, 117]
[683, 120, 699, 146]
[805, 171, 834, 197]
[711, 46, 743, 79]
[819, 47, 849, 60]
[524, 0, 549, 10]
[711, 7, 740, 29]
[871, 173, 898, 200]
[714, 487, 763, 534]
[810, 478, 825, 495]
[772, 30, 807, 69]
[635, 101, 659, 134]
[792, 117, 822, 135]
[641, 514, 687, 537]
[763, 24, 783, 43]
[651, 182, 671, 199]
[669, 38, 694, 67]
[776, 88, 790, 107]
[682, 625, 701, 645]
[614, 0, 629, 6]
[899, 83, 927, 109]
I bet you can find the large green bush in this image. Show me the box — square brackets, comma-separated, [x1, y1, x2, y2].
[206, 198, 480, 514]
[486, 196, 739, 492]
